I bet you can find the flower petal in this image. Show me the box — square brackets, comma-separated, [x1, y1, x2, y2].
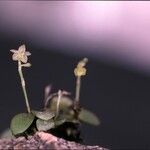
[10, 49, 17, 53]
[25, 51, 31, 56]
[21, 55, 28, 63]
[12, 53, 18, 61]
[18, 44, 26, 53]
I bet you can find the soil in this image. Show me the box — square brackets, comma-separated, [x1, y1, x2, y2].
[0, 132, 108, 150]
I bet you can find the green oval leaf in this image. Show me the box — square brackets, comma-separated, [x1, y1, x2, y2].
[54, 117, 66, 126]
[79, 109, 100, 126]
[49, 96, 73, 111]
[36, 119, 55, 131]
[10, 113, 35, 135]
[32, 110, 55, 120]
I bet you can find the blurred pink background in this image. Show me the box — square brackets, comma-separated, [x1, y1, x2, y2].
[0, 1, 150, 72]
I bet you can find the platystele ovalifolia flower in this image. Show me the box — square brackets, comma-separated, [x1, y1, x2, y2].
[74, 58, 88, 104]
[10, 44, 31, 113]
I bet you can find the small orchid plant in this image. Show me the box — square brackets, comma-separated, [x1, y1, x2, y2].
[8, 44, 100, 142]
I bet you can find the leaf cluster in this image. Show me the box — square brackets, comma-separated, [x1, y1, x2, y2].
[10, 95, 100, 141]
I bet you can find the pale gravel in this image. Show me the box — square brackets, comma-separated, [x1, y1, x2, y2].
[0, 132, 109, 150]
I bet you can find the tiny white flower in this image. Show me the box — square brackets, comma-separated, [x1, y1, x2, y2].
[10, 44, 31, 63]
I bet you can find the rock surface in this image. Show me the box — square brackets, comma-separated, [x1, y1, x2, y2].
[0, 132, 108, 150]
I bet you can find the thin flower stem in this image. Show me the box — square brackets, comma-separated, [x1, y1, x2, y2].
[44, 93, 57, 109]
[75, 76, 81, 103]
[55, 90, 62, 118]
[18, 61, 31, 113]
